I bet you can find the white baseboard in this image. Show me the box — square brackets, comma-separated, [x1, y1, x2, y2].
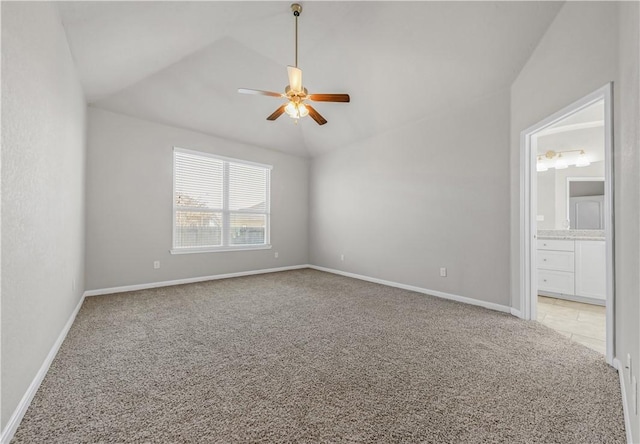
[537, 290, 605, 306]
[510, 308, 523, 318]
[86, 264, 518, 315]
[1, 263, 517, 444]
[84, 264, 311, 297]
[0, 294, 86, 444]
[613, 358, 634, 444]
[308, 265, 512, 314]
[0, 265, 311, 442]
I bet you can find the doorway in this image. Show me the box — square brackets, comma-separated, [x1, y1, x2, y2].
[520, 84, 614, 365]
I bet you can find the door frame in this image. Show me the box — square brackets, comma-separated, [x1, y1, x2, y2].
[519, 83, 614, 365]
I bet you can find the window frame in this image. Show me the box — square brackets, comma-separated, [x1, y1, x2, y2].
[170, 147, 272, 254]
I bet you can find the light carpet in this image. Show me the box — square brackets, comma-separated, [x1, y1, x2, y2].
[12, 269, 625, 443]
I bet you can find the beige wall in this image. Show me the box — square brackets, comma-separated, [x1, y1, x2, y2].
[1, 2, 87, 430]
[85, 108, 309, 290]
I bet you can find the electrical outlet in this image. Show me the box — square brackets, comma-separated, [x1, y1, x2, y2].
[340, 254, 345, 262]
[440, 267, 447, 277]
[153, 261, 160, 269]
[274, 251, 279, 258]
[627, 354, 633, 383]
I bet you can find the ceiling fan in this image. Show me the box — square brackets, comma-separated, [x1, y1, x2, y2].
[238, 3, 350, 126]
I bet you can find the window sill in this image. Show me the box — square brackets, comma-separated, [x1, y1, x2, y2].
[170, 245, 272, 255]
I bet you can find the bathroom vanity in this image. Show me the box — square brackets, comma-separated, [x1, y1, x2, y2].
[537, 230, 606, 305]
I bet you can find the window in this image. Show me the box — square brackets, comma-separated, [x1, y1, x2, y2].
[172, 147, 271, 253]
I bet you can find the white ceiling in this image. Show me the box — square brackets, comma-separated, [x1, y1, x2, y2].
[57, 1, 563, 157]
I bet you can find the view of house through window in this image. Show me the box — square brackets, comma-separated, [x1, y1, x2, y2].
[173, 148, 271, 251]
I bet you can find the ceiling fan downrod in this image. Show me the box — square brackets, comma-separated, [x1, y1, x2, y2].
[291, 3, 302, 68]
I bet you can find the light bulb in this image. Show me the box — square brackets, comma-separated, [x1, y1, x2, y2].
[555, 155, 568, 169]
[536, 156, 548, 172]
[284, 101, 309, 120]
[285, 101, 298, 118]
[576, 150, 590, 167]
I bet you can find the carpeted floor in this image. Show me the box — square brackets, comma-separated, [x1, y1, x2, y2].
[13, 269, 625, 443]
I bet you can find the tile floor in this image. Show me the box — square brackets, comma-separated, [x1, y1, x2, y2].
[537, 295, 606, 355]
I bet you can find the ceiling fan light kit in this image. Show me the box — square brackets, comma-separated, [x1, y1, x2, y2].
[237, 3, 350, 125]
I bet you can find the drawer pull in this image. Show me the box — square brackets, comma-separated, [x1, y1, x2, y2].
[543, 279, 547, 282]
[543, 259, 547, 261]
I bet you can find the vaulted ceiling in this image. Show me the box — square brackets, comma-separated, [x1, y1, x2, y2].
[57, 1, 563, 157]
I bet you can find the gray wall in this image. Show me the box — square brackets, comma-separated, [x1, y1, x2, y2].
[510, 1, 617, 307]
[309, 89, 511, 306]
[1, 3, 87, 430]
[536, 170, 556, 230]
[617, 1, 640, 440]
[2, 1, 637, 438]
[570, 181, 605, 198]
[85, 107, 309, 290]
[511, 1, 639, 439]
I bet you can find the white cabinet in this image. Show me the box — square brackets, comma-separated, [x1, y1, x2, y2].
[537, 250, 575, 272]
[538, 239, 574, 252]
[575, 240, 606, 301]
[538, 269, 575, 295]
[537, 240, 575, 296]
[537, 238, 606, 304]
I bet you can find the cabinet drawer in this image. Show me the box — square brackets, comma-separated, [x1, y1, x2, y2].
[537, 250, 575, 272]
[538, 269, 575, 295]
[537, 239, 574, 251]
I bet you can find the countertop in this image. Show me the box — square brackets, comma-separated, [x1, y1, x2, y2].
[537, 229, 605, 241]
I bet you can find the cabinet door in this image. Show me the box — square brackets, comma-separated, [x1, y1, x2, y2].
[538, 269, 575, 294]
[537, 239, 574, 251]
[537, 250, 575, 272]
[575, 240, 606, 300]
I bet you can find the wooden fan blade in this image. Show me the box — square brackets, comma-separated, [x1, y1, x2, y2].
[308, 93, 350, 103]
[238, 88, 284, 98]
[306, 105, 327, 125]
[267, 104, 287, 121]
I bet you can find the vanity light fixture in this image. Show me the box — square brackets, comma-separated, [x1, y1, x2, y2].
[536, 149, 590, 171]
[575, 150, 591, 167]
[555, 153, 568, 169]
[536, 156, 549, 172]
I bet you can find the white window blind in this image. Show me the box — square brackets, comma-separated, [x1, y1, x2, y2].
[173, 148, 271, 252]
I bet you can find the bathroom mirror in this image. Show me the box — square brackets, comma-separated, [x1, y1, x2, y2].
[535, 100, 605, 231]
[567, 177, 605, 229]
